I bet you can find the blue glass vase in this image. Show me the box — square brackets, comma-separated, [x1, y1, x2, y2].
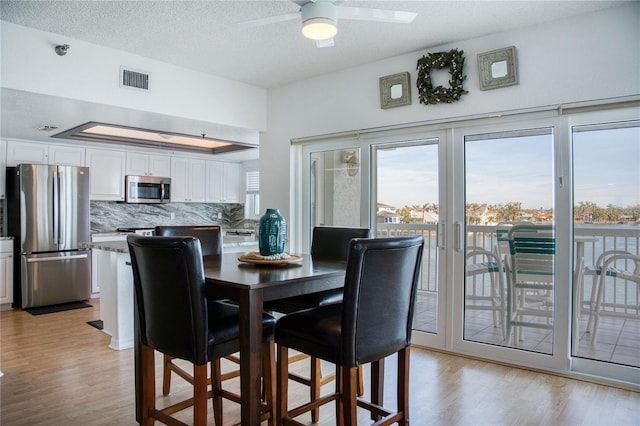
[258, 208, 286, 255]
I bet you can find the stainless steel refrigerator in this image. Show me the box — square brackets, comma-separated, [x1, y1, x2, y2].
[6, 164, 91, 309]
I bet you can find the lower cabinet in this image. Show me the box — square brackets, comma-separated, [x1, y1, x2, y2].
[0, 240, 14, 310]
[91, 234, 128, 295]
[94, 249, 134, 350]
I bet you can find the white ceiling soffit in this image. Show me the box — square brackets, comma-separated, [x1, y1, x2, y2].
[0, 88, 260, 162]
[52, 121, 257, 156]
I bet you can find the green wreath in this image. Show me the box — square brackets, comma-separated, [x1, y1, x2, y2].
[416, 49, 468, 105]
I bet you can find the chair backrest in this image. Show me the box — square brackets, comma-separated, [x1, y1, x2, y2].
[340, 235, 424, 366]
[127, 235, 210, 365]
[310, 226, 371, 261]
[155, 225, 222, 256]
[508, 224, 555, 284]
[495, 221, 527, 262]
[597, 251, 640, 282]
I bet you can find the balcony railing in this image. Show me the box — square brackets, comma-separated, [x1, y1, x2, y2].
[376, 224, 438, 292]
[376, 223, 640, 316]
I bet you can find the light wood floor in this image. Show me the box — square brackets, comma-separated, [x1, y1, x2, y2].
[1, 299, 638, 425]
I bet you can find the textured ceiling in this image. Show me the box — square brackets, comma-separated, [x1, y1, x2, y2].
[0, 1, 627, 160]
[0, 0, 625, 89]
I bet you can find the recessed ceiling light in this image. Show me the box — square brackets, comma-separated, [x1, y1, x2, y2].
[52, 121, 256, 155]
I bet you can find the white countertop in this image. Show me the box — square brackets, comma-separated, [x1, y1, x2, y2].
[84, 237, 258, 254]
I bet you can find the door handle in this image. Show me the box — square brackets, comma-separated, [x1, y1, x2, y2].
[454, 222, 463, 252]
[26, 253, 89, 263]
[437, 221, 446, 249]
[58, 169, 67, 247]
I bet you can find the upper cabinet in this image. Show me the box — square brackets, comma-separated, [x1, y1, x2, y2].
[206, 161, 241, 203]
[6, 141, 84, 167]
[6, 140, 47, 165]
[170, 157, 206, 202]
[1, 140, 245, 204]
[126, 152, 171, 177]
[86, 148, 126, 201]
[49, 144, 85, 166]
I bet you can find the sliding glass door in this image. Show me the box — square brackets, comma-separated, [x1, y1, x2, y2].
[461, 127, 556, 354]
[571, 117, 640, 372]
[294, 105, 639, 384]
[372, 139, 443, 337]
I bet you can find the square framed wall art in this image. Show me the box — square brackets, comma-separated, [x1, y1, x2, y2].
[477, 46, 519, 91]
[379, 72, 411, 109]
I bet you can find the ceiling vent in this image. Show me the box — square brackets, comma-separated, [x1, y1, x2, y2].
[38, 124, 59, 131]
[120, 66, 149, 91]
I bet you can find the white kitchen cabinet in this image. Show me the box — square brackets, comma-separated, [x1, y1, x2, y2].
[6, 141, 85, 167]
[94, 248, 134, 350]
[171, 156, 206, 202]
[86, 148, 126, 201]
[126, 152, 171, 177]
[90, 233, 128, 295]
[205, 161, 240, 203]
[0, 239, 14, 309]
[6, 140, 48, 165]
[48, 144, 85, 166]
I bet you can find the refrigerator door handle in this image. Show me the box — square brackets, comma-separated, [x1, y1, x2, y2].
[26, 253, 89, 263]
[52, 168, 60, 246]
[57, 169, 67, 248]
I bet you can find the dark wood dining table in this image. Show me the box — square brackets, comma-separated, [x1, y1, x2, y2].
[134, 252, 365, 425]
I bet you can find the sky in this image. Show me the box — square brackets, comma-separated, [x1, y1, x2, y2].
[376, 125, 639, 210]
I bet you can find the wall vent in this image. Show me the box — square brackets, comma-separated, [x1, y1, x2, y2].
[120, 67, 149, 91]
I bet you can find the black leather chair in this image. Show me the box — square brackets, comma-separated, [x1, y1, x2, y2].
[155, 225, 222, 256]
[128, 235, 276, 426]
[275, 235, 424, 425]
[264, 226, 371, 422]
[154, 225, 229, 396]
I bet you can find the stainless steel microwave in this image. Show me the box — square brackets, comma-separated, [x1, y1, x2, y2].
[125, 175, 171, 203]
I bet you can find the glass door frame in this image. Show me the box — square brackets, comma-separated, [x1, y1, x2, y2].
[370, 131, 449, 349]
[293, 138, 371, 254]
[567, 107, 640, 384]
[449, 116, 573, 372]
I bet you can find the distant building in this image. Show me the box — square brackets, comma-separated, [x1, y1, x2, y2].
[408, 208, 438, 224]
[377, 210, 401, 224]
[377, 203, 397, 214]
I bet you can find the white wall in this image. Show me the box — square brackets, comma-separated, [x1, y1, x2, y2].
[0, 21, 267, 132]
[262, 4, 640, 223]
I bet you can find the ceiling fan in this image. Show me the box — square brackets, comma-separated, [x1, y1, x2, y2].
[237, 0, 417, 48]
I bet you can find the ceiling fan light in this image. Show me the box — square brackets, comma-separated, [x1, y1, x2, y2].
[302, 18, 337, 40]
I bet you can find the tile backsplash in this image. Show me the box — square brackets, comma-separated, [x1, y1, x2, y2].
[90, 201, 256, 232]
[1, 201, 257, 236]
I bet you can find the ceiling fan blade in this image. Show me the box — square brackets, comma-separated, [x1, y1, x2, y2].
[316, 38, 335, 48]
[236, 11, 300, 28]
[337, 6, 417, 23]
